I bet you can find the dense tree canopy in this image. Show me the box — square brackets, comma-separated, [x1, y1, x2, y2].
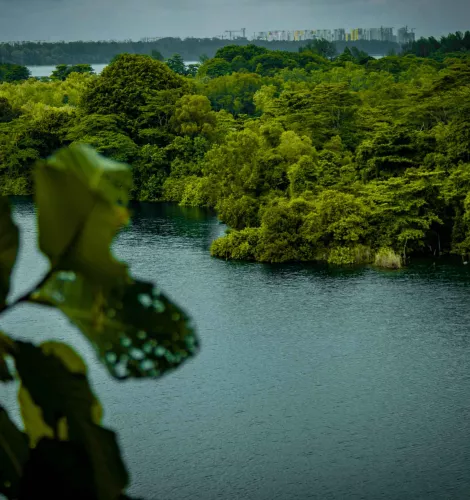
[0, 63, 30, 82]
[403, 31, 470, 59]
[1, 37, 470, 266]
[0, 38, 400, 65]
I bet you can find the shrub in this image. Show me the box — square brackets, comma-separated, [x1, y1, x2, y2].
[374, 247, 402, 269]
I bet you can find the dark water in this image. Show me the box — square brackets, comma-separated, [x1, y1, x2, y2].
[3, 199, 470, 500]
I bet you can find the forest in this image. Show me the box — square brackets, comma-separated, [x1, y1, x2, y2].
[1, 32, 470, 267]
[0, 37, 401, 65]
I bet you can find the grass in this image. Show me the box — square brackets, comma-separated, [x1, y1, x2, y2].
[374, 247, 402, 269]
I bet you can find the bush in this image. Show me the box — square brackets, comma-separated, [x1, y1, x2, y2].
[328, 245, 372, 265]
[374, 247, 402, 269]
[0, 176, 31, 195]
[180, 177, 211, 207]
[210, 228, 260, 261]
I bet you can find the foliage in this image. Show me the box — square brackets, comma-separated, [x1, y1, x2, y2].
[299, 39, 337, 60]
[199, 44, 332, 78]
[0, 64, 30, 83]
[0, 38, 401, 66]
[165, 54, 187, 75]
[1, 36, 470, 265]
[403, 31, 470, 58]
[198, 58, 232, 78]
[80, 54, 189, 125]
[199, 72, 263, 115]
[51, 64, 95, 81]
[0, 144, 199, 498]
[150, 49, 164, 61]
[374, 248, 402, 269]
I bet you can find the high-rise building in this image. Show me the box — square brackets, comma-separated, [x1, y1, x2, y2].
[397, 27, 415, 44]
[334, 29, 346, 41]
[316, 29, 333, 41]
[368, 28, 382, 41]
[251, 26, 404, 43]
[380, 27, 394, 42]
[350, 28, 367, 41]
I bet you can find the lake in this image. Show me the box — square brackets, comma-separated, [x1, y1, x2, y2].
[26, 57, 384, 78]
[27, 61, 200, 78]
[2, 199, 470, 499]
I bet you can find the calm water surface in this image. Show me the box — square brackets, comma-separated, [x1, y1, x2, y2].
[3, 199, 470, 499]
[27, 62, 199, 78]
[27, 56, 383, 77]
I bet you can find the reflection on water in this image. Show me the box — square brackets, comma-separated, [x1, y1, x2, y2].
[3, 199, 470, 500]
[123, 202, 225, 256]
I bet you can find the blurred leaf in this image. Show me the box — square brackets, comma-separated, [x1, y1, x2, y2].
[0, 406, 29, 499]
[18, 341, 102, 447]
[19, 438, 97, 500]
[0, 331, 14, 382]
[0, 356, 13, 382]
[31, 272, 199, 380]
[13, 341, 128, 500]
[0, 196, 19, 309]
[31, 144, 199, 380]
[33, 143, 132, 285]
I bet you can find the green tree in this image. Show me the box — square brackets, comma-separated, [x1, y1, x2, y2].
[151, 49, 164, 61]
[0, 63, 30, 82]
[0, 97, 17, 123]
[201, 72, 263, 116]
[214, 44, 268, 63]
[166, 54, 187, 75]
[198, 58, 232, 78]
[171, 94, 217, 137]
[186, 63, 200, 77]
[80, 54, 189, 131]
[299, 39, 336, 60]
[51, 64, 95, 81]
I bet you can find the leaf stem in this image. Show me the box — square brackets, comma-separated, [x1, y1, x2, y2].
[0, 208, 92, 317]
[0, 431, 23, 478]
[0, 266, 56, 316]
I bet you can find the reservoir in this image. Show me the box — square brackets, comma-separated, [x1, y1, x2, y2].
[2, 199, 470, 499]
[27, 61, 199, 78]
[26, 56, 383, 78]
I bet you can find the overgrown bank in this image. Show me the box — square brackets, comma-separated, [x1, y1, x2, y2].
[1, 36, 470, 266]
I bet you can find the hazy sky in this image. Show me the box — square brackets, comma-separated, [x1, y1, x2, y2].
[0, 0, 468, 42]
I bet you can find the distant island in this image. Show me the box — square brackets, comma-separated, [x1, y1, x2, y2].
[0, 38, 401, 66]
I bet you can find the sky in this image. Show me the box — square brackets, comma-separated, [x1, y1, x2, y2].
[0, 0, 468, 42]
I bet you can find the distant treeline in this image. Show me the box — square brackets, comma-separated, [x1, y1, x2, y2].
[0, 37, 401, 65]
[403, 31, 470, 59]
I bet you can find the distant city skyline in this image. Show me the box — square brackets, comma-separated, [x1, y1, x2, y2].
[0, 0, 468, 43]
[0, 26, 436, 45]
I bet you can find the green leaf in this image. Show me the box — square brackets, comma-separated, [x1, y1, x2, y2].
[33, 143, 132, 285]
[0, 331, 14, 382]
[13, 341, 128, 500]
[31, 272, 199, 380]
[31, 144, 199, 380]
[19, 438, 97, 500]
[0, 406, 29, 499]
[18, 341, 102, 447]
[0, 196, 19, 309]
[0, 356, 13, 382]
